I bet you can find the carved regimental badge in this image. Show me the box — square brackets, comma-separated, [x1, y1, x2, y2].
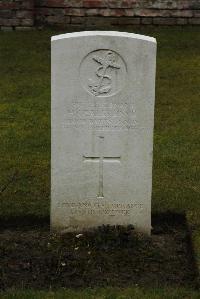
[80, 49, 127, 97]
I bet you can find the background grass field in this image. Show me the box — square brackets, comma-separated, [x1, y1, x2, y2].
[0, 26, 199, 298]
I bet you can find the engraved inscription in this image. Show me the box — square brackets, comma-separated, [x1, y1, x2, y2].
[83, 136, 121, 198]
[64, 101, 137, 130]
[80, 49, 127, 97]
[61, 201, 144, 217]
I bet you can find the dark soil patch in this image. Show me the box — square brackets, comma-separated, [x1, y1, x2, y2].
[0, 214, 197, 290]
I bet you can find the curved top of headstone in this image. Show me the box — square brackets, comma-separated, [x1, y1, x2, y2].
[51, 29, 157, 235]
[51, 31, 156, 44]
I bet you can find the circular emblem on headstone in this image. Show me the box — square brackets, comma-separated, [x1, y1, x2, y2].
[80, 49, 127, 97]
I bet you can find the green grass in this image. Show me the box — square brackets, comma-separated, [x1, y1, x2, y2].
[0, 27, 199, 297]
[0, 27, 199, 218]
[0, 30, 51, 218]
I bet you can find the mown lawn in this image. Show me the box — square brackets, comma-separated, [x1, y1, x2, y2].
[0, 27, 199, 218]
[0, 26, 199, 298]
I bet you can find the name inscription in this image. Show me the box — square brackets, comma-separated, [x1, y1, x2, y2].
[64, 101, 137, 130]
[61, 201, 144, 217]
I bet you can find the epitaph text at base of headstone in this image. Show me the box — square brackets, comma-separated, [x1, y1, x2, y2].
[51, 31, 156, 234]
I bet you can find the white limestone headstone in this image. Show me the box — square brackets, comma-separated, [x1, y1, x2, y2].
[51, 31, 156, 235]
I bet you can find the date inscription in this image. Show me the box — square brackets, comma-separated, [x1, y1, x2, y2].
[61, 201, 144, 217]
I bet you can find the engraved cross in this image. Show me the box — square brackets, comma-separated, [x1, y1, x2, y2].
[83, 136, 121, 198]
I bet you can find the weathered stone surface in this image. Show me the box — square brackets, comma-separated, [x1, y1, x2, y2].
[51, 31, 156, 234]
[46, 15, 66, 24]
[189, 17, 200, 24]
[176, 18, 188, 25]
[71, 16, 85, 24]
[15, 26, 34, 30]
[111, 16, 140, 24]
[16, 10, 33, 19]
[20, 18, 34, 26]
[0, 18, 20, 26]
[0, 10, 13, 18]
[1, 26, 13, 31]
[0, 0, 199, 29]
[141, 17, 153, 24]
[153, 17, 177, 25]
